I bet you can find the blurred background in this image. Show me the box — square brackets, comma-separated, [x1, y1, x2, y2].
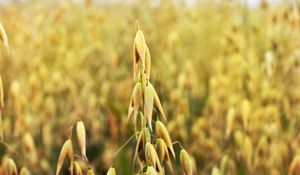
[0, 0, 300, 174]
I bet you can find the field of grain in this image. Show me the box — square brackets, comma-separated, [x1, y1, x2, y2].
[0, 0, 300, 175]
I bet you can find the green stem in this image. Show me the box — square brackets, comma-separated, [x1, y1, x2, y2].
[112, 131, 140, 165]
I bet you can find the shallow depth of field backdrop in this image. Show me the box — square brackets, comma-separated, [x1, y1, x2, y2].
[0, 0, 300, 174]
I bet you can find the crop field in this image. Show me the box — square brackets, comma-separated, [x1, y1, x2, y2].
[0, 0, 300, 175]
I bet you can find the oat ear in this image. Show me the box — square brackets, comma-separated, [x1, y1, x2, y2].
[155, 139, 166, 164]
[106, 167, 116, 175]
[149, 83, 167, 122]
[20, 167, 31, 175]
[145, 44, 151, 81]
[145, 143, 163, 173]
[87, 169, 95, 175]
[180, 149, 193, 175]
[4, 158, 18, 175]
[128, 82, 142, 123]
[289, 155, 300, 175]
[225, 107, 235, 139]
[0, 22, 9, 51]
[155, 121, 175, 158]
[73, 161, 83, 175]
[76, 120, 88, 161]
[144, 84, 154, 131]
[146, 166, 157, 175]
[56, 139, 73, 175]
[211, 166, 221, 175]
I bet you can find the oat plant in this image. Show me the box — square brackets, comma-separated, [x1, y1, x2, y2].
[107, 23, 193, 175]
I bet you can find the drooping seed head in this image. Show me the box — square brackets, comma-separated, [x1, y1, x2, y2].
[76, 120, 88, 161]
[155, 121, 175, 158]
[288, 155, 300, 175]
[146, 166, 157, 175]
[128, 82, 142, 123]
[144, 84, 154, 131]
[135, 112, 145, 134]
[20, 167, 31, 175]
[73, 161, 83, 175]
[4, 158, 18, 175]
[145, 143, 157, 167]
[241, 99, 250, 130]
[149, 83, 167, 122]
[87, 169, 95, 175]
[211, 166, 221, 175]
[180, 149, 193, 175]
[106, 167, 116, 175]
[155, 139, 166, 164]
[0, 22, 9, 50]
[225, 107, 235, 138]
[145, 44, 151, 81]
[56, 139, 73, 175]
[133, 30, 146, 81]
[22, 132, 38, 164]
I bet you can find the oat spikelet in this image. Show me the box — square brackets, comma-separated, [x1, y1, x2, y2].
[146, 166, 157, 175]
[144, 84, 154, 131]
[225, 107, 235, 138]
[20, 167, 31, 175]
[22, 132, 38, 164]
[73, 161, 83, 175]
[128, 82, 142, 122]
[145, 143, 162, 172]
[211, 166, 221, 175]
[180, 149, 193, 175]
[56, 139, 73, 175]
[149, 83, 167, 121]
[87, 169, 95, 175]
[288, 155, 300, 175]
[0, 22, 8, 50]
[133, 30, 146, 81]
[106, 167, 116, 175]
[156, 138, 173, 172]
[155, 121, 175, 158]
[76, 120, 88, 161]
[4, 158, 18, 175]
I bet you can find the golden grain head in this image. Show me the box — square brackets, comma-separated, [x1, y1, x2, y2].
[144, 84, 154, 131]
[149, 83, 167, 122]
[180, 149, 193, 175]
[22, 132, 38, 164]
[87, 169, 95, 175]
[76, 120, 88, 161]
[106, 167, 116, 175]
[145, 142, 157, 167]
[73, 161, 83, 175]
[155, 121, 175, 158]
[19, 167, 31, 175]
[56, 139, 73, 175]
[128, 82, 142, 122]
[288, 155, 300, 175]
[211, 166, 221, 175]
[0, 22, 8, 50]
[146, 166, 157, 175]
[4, 158, 18, 175]
[225, 107, 235, 138]
[155, 138, 166, 164]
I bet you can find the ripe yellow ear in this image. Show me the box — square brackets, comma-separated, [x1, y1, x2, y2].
[0, 22, 9, 51]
